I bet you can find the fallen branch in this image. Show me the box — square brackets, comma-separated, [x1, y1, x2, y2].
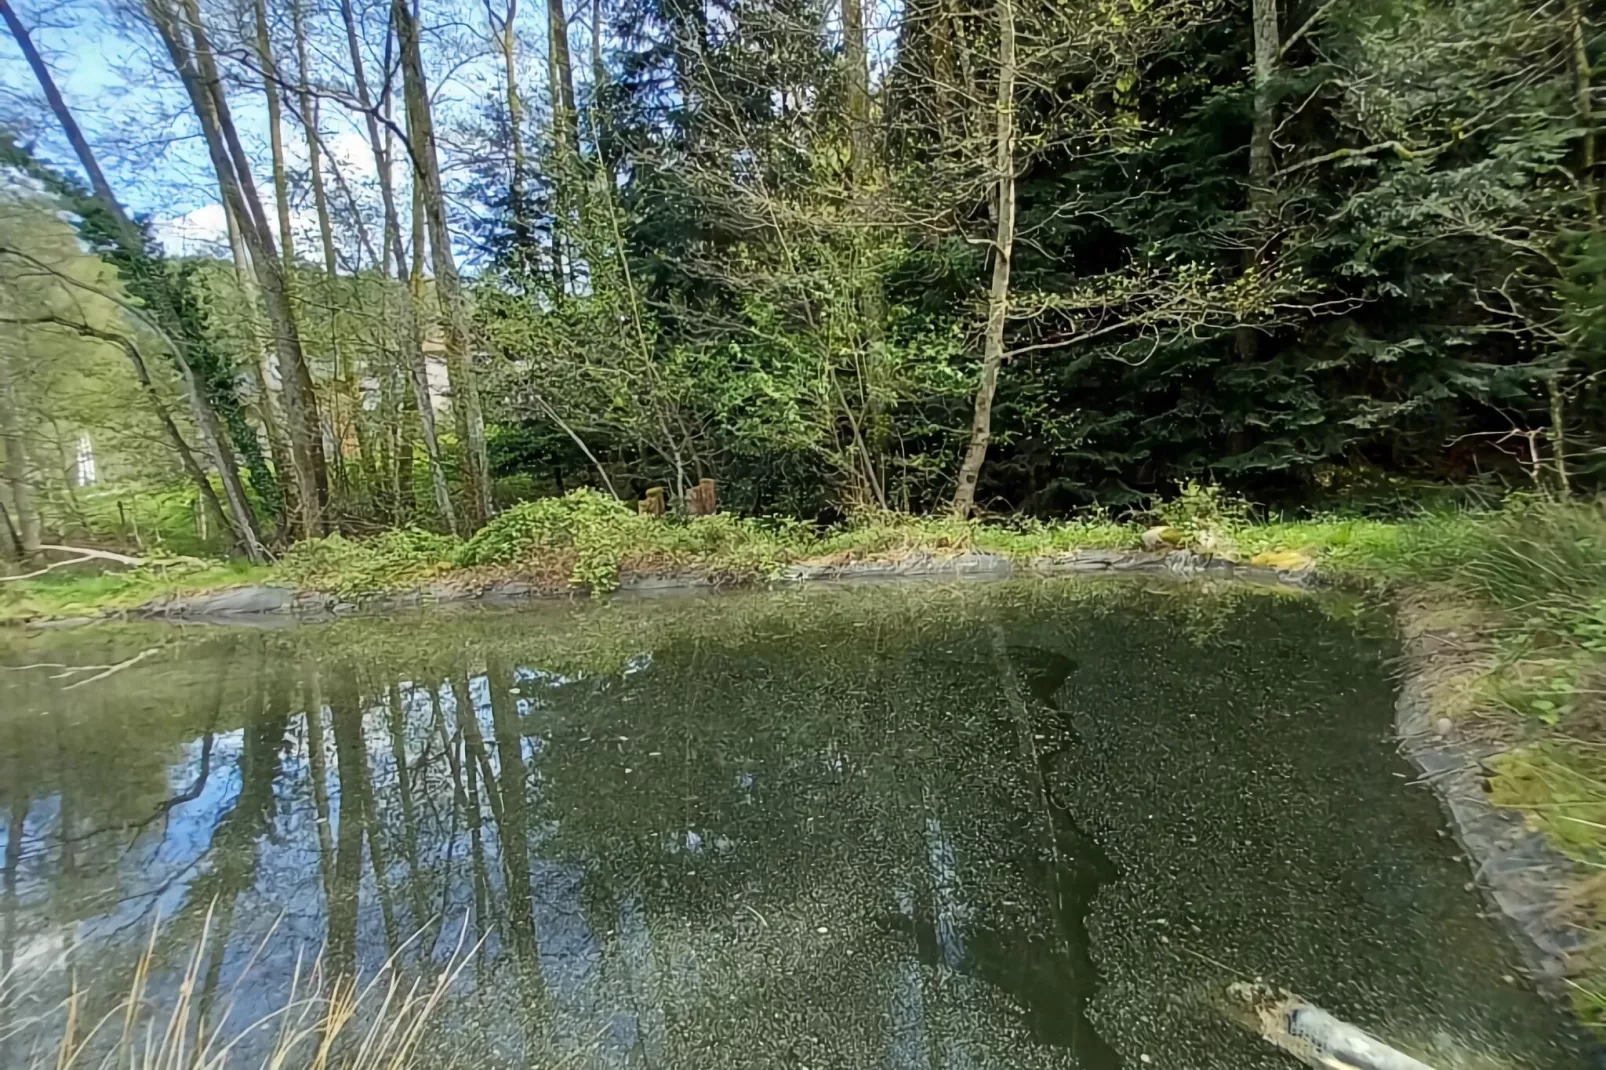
[61, 648, 159, 690]
[1, 544, 204, 582]
[1227, 982, 1439, 1070]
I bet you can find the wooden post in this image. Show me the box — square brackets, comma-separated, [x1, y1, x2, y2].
[640, 486, 667, 517]
[688, 478, 717, 516]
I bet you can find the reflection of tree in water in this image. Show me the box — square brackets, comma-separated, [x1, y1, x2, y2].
[0, 582, 1585, 1069]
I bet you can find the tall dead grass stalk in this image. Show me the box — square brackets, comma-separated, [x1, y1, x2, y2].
[0, 906, 475, 1070]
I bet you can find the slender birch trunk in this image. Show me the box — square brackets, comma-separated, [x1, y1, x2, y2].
[950, 0, 1016, 518]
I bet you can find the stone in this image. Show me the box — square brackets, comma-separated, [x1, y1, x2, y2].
[171, 584, 295, 616]
[1248, 549, 1314, 572]
[1141, 525, 1184, 551]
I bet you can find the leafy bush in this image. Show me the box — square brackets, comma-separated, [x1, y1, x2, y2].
[279, 528, 460, 597]
[1156, 482, 1252, 554]
[456, 490, 651, 590]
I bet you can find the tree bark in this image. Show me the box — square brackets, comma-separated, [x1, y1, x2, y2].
[226, 200, 296, 534]
[1247, 0, 1278, 203]
[1568, 0, 1596, 224]
[590, 0, 604, 89]
[547, 0, 579, 157]
[0, 0, 139, 248]
[1236, 0, 1278, 359]
[0, 497, 19, 561]
[291, 0, 339, 277]
[253, 0, 298, 279]
[546, 0, 577, 292]
[841, 0, 871, 178]
[950, 0, 1015, 518]
[396, 0, 495, 526]
[152, 0, 328, 538]
[0, 343, 39, 556]
[409, 184, 459, 532]
[491, 0, 531, 244]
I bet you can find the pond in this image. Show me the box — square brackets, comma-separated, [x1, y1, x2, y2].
[0, 578, 1589, 1069]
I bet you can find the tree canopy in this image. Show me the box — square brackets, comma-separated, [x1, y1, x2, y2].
[0, 0, 1600, 556]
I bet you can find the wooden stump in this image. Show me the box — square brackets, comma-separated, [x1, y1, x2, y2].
[640, 486, 667, 517]
[688, 478, 717, 516]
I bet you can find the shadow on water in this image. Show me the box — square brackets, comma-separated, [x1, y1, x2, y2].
[971, 642, 1122, 1069]
[0, 578, 1592, 1069]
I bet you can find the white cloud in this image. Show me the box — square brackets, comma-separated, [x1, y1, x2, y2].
[152, 202, 229, 256]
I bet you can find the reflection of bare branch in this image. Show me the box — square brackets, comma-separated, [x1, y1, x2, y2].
[62, 648, 160, 691]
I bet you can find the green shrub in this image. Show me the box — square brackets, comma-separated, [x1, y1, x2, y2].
[280, 527, 460, 597]
[457, 490, 639, 566]
[456, 490, 652, 590]
[1156, 481, 1251, 554]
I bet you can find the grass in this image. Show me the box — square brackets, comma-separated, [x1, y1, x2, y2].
[2, 911, 468, 1070]
[267, 491, 1135, 601]
[0, 561, 273, 625]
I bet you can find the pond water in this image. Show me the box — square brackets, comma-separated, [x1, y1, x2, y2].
[0, 578, 1589, 1068]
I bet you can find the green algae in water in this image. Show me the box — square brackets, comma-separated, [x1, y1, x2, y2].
[0, 579, 1587, 1069]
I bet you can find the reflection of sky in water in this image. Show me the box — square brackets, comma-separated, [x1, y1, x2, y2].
[0, 585, 1588, 1070]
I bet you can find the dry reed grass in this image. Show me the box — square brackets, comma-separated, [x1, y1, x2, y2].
[0, 906, 475, 1070]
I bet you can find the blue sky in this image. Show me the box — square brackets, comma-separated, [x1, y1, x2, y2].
[3, 0, 902, 265]
[1, 0, 545, 260]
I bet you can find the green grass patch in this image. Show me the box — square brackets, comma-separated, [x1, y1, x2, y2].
[0, 560, 273, 624]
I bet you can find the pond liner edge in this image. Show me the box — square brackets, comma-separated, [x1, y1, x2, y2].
[1393, 615, 1605, 1058]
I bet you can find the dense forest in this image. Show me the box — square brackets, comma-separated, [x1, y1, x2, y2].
[0, 0, 1600, 558]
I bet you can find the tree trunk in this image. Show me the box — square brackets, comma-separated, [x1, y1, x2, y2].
[409, 189, 459, 533]
[226, 201, 296, 535]
[153, 0, 328, 538]
[547, 0, 579, 157]
[253, 0, 298, 280]
[590, 0, 604, 89]
[494, 0, 531, 244]
[0, 0, 139, 248]
[0, 344, 39, 556]
[396, 0, 495, 527]
[7, 0, 266, 558]
[950, 0, 1015, 518]
[337, 0, 455, 532]
[0, 497, 19, 561]
[841, 0, 871, 178]
[1247, 0, 1278, 203]
[289, 0, 358, 494]
[1236, 0, 1278, 359]
[291, 0, 339, 277]
[1569, 0, 1596, 224]
[546, 0, 578, 292]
